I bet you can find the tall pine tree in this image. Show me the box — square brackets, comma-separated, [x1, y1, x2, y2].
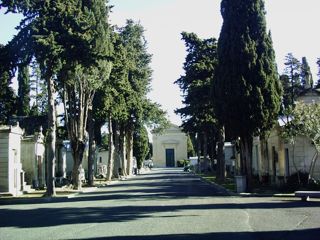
[213, 0, 282, 189]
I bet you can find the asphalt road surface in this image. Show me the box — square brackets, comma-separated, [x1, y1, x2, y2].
[0, 168, 320, 240]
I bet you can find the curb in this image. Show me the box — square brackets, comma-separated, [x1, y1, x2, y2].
[192, 172, 296, 198]
[0, 174, 143, 205]
[238, 192, 296, 198]
[193, 172, 235, 196]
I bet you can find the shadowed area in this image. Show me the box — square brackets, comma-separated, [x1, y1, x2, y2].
[65, 228, 320, 240]
[1, 168, 319, 240]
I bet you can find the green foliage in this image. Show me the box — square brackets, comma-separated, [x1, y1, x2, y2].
[17, 64, 30, 116]
[175, 32, 218, 133]
[146, 142, 153, 160]
[143, 100, 170, 134]
[280, 55, 313, 111]
[213, 0, 282, 139]
[285, 171, 320, 191]
[301, 57, 313, 88]
[133, 125, 149, 169]
[29, 61, 48, 116]
[281, 102, 320, 152]
[0, 44, 17, 124]
[281, 53, 303, 109]
[101, 133, 109, 150]
[118, 20, 152, 125]
[96, 20, 168, 143]
[187, 134, 195, 157]
[315, 58, 320, 88]
[177, 159, 189, 167]
[102, 31, 131, 122]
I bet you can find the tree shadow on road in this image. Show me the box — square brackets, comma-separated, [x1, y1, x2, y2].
[63, 228, 320, 240]
[1, 169, 320, 232]
[64, 228, 320, 240]
[1, 199, 320, 229]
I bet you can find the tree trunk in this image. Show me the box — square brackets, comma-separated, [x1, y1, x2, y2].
[119, 126, 127, 177]
[106, 117, 114, 181]
[196, 132, 201, 173]
[203, 132, 209, 172]
[217, 126, 225, 181]
[45, 76, 56, 197]
[126, 128, 134, 175]
[112, 121, 121, 178]
[291, 140, 301, 184]
[71, 140, 86, 190]
[209, 134, 217, 171]
[260, 138, 269, 183]
[87, 108, 95, 186]
[240, 135, 253, 191]
[308, 151, 318, 183]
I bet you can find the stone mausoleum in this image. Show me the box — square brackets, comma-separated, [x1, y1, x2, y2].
[152, 124, 187, 167]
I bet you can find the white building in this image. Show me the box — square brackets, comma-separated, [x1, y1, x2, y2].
[152, 124, 187, 167]
[96, 148, 109, 177]
[250, 89, 320, 184]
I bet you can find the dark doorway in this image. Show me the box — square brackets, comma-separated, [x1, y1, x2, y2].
[272, 146, 278, 182]
[165, 148, 175, 167]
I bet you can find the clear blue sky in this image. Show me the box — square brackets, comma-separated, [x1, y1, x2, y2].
[1, 0, 320, 125]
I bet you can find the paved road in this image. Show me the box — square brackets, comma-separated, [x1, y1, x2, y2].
[0, 168, 320, 240]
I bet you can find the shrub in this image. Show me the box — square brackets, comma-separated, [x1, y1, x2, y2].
[285, 171, 320, 191]
[177, 159, 189, 167]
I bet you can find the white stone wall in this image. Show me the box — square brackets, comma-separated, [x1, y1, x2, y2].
[0, 125, 23, 196]
[253, 128, 320, 181]
[96, 149, 109, 176]
[58, 142, 89, 178]
[297, 91, 320, 104]
[97, 150, 109, 165]
[284, 136, 320, 179]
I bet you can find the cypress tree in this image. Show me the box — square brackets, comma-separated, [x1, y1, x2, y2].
[316, 58, 320, 88]
[133, 124, 149, 170]
[301, 56, 313, 89]
[17, 64, 30, 116]
[213, 0, 282, 188]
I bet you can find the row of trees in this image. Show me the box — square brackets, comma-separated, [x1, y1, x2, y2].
[0, 1, 168, 195]
[176, 0, 291, 189]
[177, 0, 320, 189]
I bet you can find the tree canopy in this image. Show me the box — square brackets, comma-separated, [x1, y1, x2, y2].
[213, 0, 282, 183]
[175, 32, 218, 134]
[0, 44, 17, 124]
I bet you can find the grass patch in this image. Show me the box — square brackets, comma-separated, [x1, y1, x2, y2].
[198, 173, 236, 192]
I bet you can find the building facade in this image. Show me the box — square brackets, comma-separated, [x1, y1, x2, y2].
[152, 124, 187, 167]
[21, 130, 46, 188]
[249, 89, 320, 184]
[0, 125, 24, 196]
